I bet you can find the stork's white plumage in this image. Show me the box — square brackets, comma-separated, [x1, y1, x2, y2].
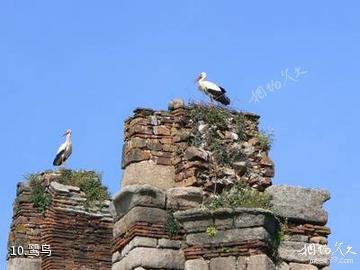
[196, 72, 231, 105]
[53, 129, 72, 166]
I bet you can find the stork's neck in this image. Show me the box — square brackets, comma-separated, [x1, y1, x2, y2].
[66, 134, 71, 143]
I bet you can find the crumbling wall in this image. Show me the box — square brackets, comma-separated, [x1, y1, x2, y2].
[113, 101, 331, 270]
[122, 100, 274, 192]
[111, 184, 331, 270]
[7, 171, 113, 270]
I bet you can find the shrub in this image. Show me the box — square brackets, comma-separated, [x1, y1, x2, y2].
[27, 174, 51, 215]
[164, 209, 180, 237]
[204, 182, 272, 211]
[55, 169, 110, 205]
[258, 130, 274, 151]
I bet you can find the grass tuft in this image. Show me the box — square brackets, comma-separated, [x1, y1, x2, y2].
[26, 174, 51, 215]
[55, 169, 110, 205]
[258, 130, 274, 151]
[204, 182, 272, 210]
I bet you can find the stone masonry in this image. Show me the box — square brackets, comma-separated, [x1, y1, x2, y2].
[7, 170, 113, 270]
[111, 184, 331, 270]
[113, 100, 332, 270]
[7, 100, 332, 270]
[122, 100, 275, 192]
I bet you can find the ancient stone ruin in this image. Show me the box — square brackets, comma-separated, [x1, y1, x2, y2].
[7, 99, 331, 270]
[7, 170, 113, 270]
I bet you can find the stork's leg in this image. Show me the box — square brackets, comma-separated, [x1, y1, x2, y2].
[60, 156, 65, 169]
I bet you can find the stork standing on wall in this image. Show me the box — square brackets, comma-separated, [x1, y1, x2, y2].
[53, 129, 72, 167]
[196, 72, 231, 106]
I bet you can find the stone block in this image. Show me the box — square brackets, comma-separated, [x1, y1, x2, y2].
[174, 209, 214, 233]
[210, 256, 236, 270]
[184, 147, 210, 161]
[309, 236, 327, 245]
[158, 238, 182, 249]
[7, 258, 41, 270]
[278, 241, 330, 267]
[276, 261, 290, 270]
[50, 181, 80, 193]
[233, 208, 279, 234]
[289, 263, 318, 270]
[112, 251, 122, 263]
[186, 227, 271, 246]
[237, 256, 248, 270]
[121, 160, 175, 190]
[112, 184, 165, 220]
[284, 234, 309, 243]
[247, 254, 275, 270]
[185, 258, 209, 270]
[213, 208, 234, 229]
[113, 247, 185, 270]
[113, 207, 166, 236]
[169, 98, 185, 110]
[266, 185, 330, 225]
[167, 187, 203, 210]
[121, 236, 157, 257]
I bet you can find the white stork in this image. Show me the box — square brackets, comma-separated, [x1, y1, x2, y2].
[196, 72, 231, 106]
[53, 129, 72, 166]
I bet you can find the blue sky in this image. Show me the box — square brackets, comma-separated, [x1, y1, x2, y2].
[1, 1, 359, 269]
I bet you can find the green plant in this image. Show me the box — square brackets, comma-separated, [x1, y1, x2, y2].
[258, 130, 274, 151]
[164, 209, 180, 237]
[175, 146, 184, 156]
[188, 103, 246, 140]
[189, 103, 231, 128]
[208, 139, 246, 166]
[271, 222, 286, 263]
[186, 103, 247, 168]
[222, 247, 232, 253]
[55, 170, 110, 206]
[206, 226, 218, 237]
[27, 174, 51, 215]
[204, 182, 272, 211]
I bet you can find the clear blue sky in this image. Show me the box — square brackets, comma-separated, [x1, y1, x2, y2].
[1, 1, 359, 269]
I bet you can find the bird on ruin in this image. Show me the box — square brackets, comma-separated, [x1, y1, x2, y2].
[195, 72, 231, 106]
[53, 129, 72, 167]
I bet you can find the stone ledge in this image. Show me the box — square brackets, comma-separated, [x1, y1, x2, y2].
[266, 185, 330, 225]
[186, 227, 272, 246]
[174, 207, 279, 235]
[112, 247, 185, 270]
[113, 206, 167, 237]
[112, 184, 166, 221]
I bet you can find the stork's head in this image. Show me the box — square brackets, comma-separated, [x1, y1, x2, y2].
[195, 72, 207, 82]
[63, 129, 72, 137]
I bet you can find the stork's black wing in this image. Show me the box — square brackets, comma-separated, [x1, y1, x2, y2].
[207, 88, 231, 105]
[219, 86, 226, 93]
[53, 149, 65, 166]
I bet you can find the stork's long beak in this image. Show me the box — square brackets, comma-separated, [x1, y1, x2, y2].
[62, 131, 68, 137]
[194, 76, 201, 83]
